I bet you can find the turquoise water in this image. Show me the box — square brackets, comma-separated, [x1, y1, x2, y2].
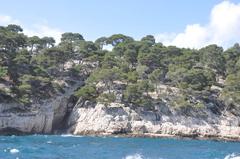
[0, 135, 240, 159]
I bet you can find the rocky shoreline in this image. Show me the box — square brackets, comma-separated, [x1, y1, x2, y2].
[1, 131, 239, 143]
[1, 83, 240, 142]
[1, 100, 240, 142]
[63, 102, 240, 142]
[64, 132, 240, 142]
[65, 133, 240, 143]
[1, 132, 239, 143]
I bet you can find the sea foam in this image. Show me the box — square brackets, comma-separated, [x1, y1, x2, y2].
[225, 153, 240, 159]
[61, 134, 83, 137]
[9, 148, 19, 154]
[124, 153, 144, 159]
[47, 140, 53, 144]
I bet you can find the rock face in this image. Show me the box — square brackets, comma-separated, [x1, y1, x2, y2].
[67, 102, 240, 140]
[1, 78, 240, 140]
[0, 111, 52, 134]
[0, 98, 66, 134]
[0, 81, 82, 134]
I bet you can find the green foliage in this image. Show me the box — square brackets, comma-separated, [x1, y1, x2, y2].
[95, 37, 108, 49]
[0, 66, 7, 78]
[69, 64, 82, 76]
[107, 34, 134, 46]
[137, 48, 161, 69]
[87, 68, 124, 92]
[179, 69, 215, 91]
[172, 95, 191, 108]
[18, 83, 32, 93]
[136, 65, 149, 79]
[141, 35, 155, 46]
[97, 93, 116, 105]
[41, 37, 55, 48]
[1, 23, 240, 112]
[75, 41, 99, 58]
[74, 85, 98, 100]
[138, 80, 154, 93]
[61, 32, 84, 42]
[28, 36, 42, 53]
[149, 69, 165, 84]
[18, 94, 31, 105]
[222, 73, 240, 106]
[200, 44, 225, 74]
[126, 71, 138, 84]
[124, 49, 138, 65]
[43, 47, 67, 65]
[6, 24, 23, 33]
[123, 80, 153, 107]
[123, 84, 143, 105]
[168, 66, 215, 91]
[167, 65, 188, 84]
[14, 49, 31, 64]
[101, 52, 121, 69]
[223, 43, 240, 75]
[172, 95, 205, 109]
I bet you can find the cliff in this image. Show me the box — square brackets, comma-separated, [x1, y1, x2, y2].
[1, 82, 240, 141]
[0, 80, 82, 135]
[67, 102, 240, 141]
[1, 78, 240, 141]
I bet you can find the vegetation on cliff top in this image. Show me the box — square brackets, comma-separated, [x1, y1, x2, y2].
[1, 24, 240, 113]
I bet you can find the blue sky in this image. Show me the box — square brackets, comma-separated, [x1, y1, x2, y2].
[0, 0, 240, 48]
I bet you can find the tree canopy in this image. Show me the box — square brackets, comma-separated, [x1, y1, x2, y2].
[1, 24, 240, 112]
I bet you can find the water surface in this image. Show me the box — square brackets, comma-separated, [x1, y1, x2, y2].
[0, 135, 240, 159]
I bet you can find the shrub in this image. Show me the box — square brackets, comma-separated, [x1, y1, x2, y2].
[18, 83, 32, 93]
[74, 85, 97, 100]
[0, 66, 7, 78]
[18, 94, 31, 105]
[123, 82, 153, 108]
[97, 93, 116, 105]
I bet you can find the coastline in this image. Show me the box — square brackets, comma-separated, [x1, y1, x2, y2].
[70, 132, 240, 142]
[1, 130, 240, 142]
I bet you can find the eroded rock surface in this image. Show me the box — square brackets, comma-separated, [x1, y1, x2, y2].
[67, 102, 240, 140]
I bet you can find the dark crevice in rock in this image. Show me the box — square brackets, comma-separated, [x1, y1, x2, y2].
[0, 128, 30, 136]
[52, 95, 79, 134]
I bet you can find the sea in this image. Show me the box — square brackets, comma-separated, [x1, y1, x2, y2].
[0, 135, 240, 159]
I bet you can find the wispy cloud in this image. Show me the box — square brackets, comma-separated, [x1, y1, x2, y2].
[24, 24, 62, 44]
[155, 1, 240, 49]
[0, 15, 21, 25]
[0, 15, 63, 43]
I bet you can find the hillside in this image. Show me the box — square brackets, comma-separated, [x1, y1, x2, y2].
[1, 24, 240, 140]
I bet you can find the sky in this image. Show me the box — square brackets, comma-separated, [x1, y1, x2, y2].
[0, 0, 240, 49]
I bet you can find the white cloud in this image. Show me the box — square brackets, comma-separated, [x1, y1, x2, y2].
[0, 15, 20, 25]
[155, 1, 240, 49]
[0, 15, 63, 43]
[24, 24, 62, 44]
[2, 1, 240, 48]
[154, 32, 176, 45]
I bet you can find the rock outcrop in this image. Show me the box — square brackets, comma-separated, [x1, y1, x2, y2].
[0, 81, 82, 135]
[67, 102, 240, 140]
[0, 98, 67, 134]
[0, 103, 53, 134]
[1, 78, 240, 141]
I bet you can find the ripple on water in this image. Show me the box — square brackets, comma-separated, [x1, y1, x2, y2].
[47, 141, 53, 144]
[0, 135, 239, 159]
